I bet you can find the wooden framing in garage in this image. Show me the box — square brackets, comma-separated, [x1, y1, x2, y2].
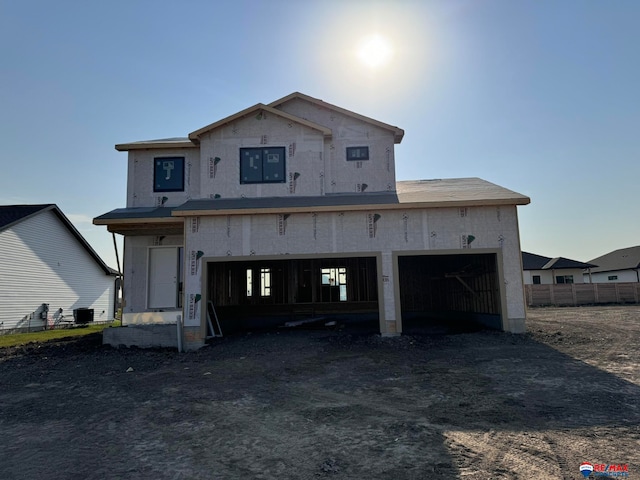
[393, 248, 507, 332]
[201, 252, 383, 335]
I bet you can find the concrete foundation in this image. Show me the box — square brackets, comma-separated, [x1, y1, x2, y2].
[103, 324, 206, 351]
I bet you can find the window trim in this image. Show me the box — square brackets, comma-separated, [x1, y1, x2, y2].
[240, 147, 286, 184]
[153, 157, 185, 193]
[346, 146, 369, 161]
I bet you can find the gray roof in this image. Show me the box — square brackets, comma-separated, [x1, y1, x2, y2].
[95, 178, 530, 223]
[94, 206, 177, 221]
[0, 204, 53, 230]
[587, 246, 640, 273]
[522, 251, 597, 270]
[173, 178, 529, 215]
[0, 204, 115, 275]
[176, 192, 400, 213]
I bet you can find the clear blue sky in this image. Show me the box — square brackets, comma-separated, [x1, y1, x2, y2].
[1, 0, 638, 268]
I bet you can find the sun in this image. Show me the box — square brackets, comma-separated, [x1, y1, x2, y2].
[356, 34, 394, 69]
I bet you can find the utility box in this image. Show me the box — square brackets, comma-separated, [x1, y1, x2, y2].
[74, 308, 94, 324]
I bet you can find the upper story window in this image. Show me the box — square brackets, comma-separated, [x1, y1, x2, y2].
[154, 157, 185, 192]
[346, 146, 369, 161]
[240, 147, 286, 184]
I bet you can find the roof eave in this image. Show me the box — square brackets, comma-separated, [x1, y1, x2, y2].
[171, 196, 530, 217]
[93, 217, 183, 226]
[115, 141, 198, 152]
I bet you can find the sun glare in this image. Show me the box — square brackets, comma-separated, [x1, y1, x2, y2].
[356, 34, 394, 69]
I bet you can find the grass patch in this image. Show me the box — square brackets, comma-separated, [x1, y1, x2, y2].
[0, 322, 121, 349]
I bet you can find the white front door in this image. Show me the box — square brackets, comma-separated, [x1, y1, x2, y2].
[148, 247, 179, 308]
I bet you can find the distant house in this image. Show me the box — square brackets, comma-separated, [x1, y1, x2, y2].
[0, 204, 118, 333]
[522, 252, 596, 285]
[584, 246, 640, 283]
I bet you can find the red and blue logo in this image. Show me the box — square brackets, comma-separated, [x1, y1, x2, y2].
[580, 462, 629, 478]
[580, 463, 594, 478]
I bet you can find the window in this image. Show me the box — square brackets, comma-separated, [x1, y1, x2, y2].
[556, 275, 574, 284]
[154, 157, 185, 192]
[321, 267, 347, 301]
[346, 146, 369, 161]
[260, 268, 271, 297]
[246, 269, 253, 296]
[532, 275, 541, 285]
[246, 267, 271, 297]
[240, 147, 286, 184]
[608, 275, 618, 281]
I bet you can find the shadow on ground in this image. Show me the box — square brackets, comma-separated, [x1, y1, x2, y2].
[1, 311, 638, 479]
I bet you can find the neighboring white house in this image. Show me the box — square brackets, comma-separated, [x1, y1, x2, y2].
[522, 251, 596, 285]
[95, 92, 531, 350]
[0, 204, 118, 333]
[584, 246, 640, 283]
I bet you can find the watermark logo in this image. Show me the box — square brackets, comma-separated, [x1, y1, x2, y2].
[580, 462, 629, 478]
[580, 463, 594, 478]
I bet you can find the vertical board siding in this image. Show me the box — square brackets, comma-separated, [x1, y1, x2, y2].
[525, 283, 640, 307]
[0, 210, 115, 331]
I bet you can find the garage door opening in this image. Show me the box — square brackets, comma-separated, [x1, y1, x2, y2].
[206, 257, 380, 333]
[398, 253, 502, 333]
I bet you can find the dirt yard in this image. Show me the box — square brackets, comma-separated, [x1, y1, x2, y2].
[1, 306, 638, 479]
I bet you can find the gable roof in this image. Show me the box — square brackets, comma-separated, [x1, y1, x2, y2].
[0, 204, 115, 275]
[0, 204, 52, 230]
[587, 245, 640, 273]
[188, 103, 332, 142]
[114, 92, 402, 151]
[522, 251, 597, 270]
[269, 92, 405, 143]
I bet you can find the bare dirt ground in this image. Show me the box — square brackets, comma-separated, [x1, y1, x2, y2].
[1, 306, 639, 480]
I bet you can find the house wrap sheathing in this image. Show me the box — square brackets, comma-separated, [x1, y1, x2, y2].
[95, 92, 530, 350]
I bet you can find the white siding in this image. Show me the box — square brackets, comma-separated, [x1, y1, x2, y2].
[524, 269, 587, 285]
[0, 210, 115, 331]
[586, 270, 640, 283]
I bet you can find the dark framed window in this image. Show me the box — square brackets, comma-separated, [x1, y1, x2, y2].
[532, 275, 541, 285]
[240, 147, 286, 184]
[346, 146, 369, 161]
[154, 157, 185, 192]
[556, 275, 574, 284]
[608, 275, 618, 281]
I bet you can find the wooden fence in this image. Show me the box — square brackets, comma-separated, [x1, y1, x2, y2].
[525, 282, 640, 307]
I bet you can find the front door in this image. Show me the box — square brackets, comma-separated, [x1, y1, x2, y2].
[148, 247, 179, 308]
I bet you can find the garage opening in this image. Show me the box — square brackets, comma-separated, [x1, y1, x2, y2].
[398, 253, 502, 333]
[206, 257, 379, 333]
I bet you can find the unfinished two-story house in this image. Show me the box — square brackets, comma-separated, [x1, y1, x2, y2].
[95, 92, 530, 350]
